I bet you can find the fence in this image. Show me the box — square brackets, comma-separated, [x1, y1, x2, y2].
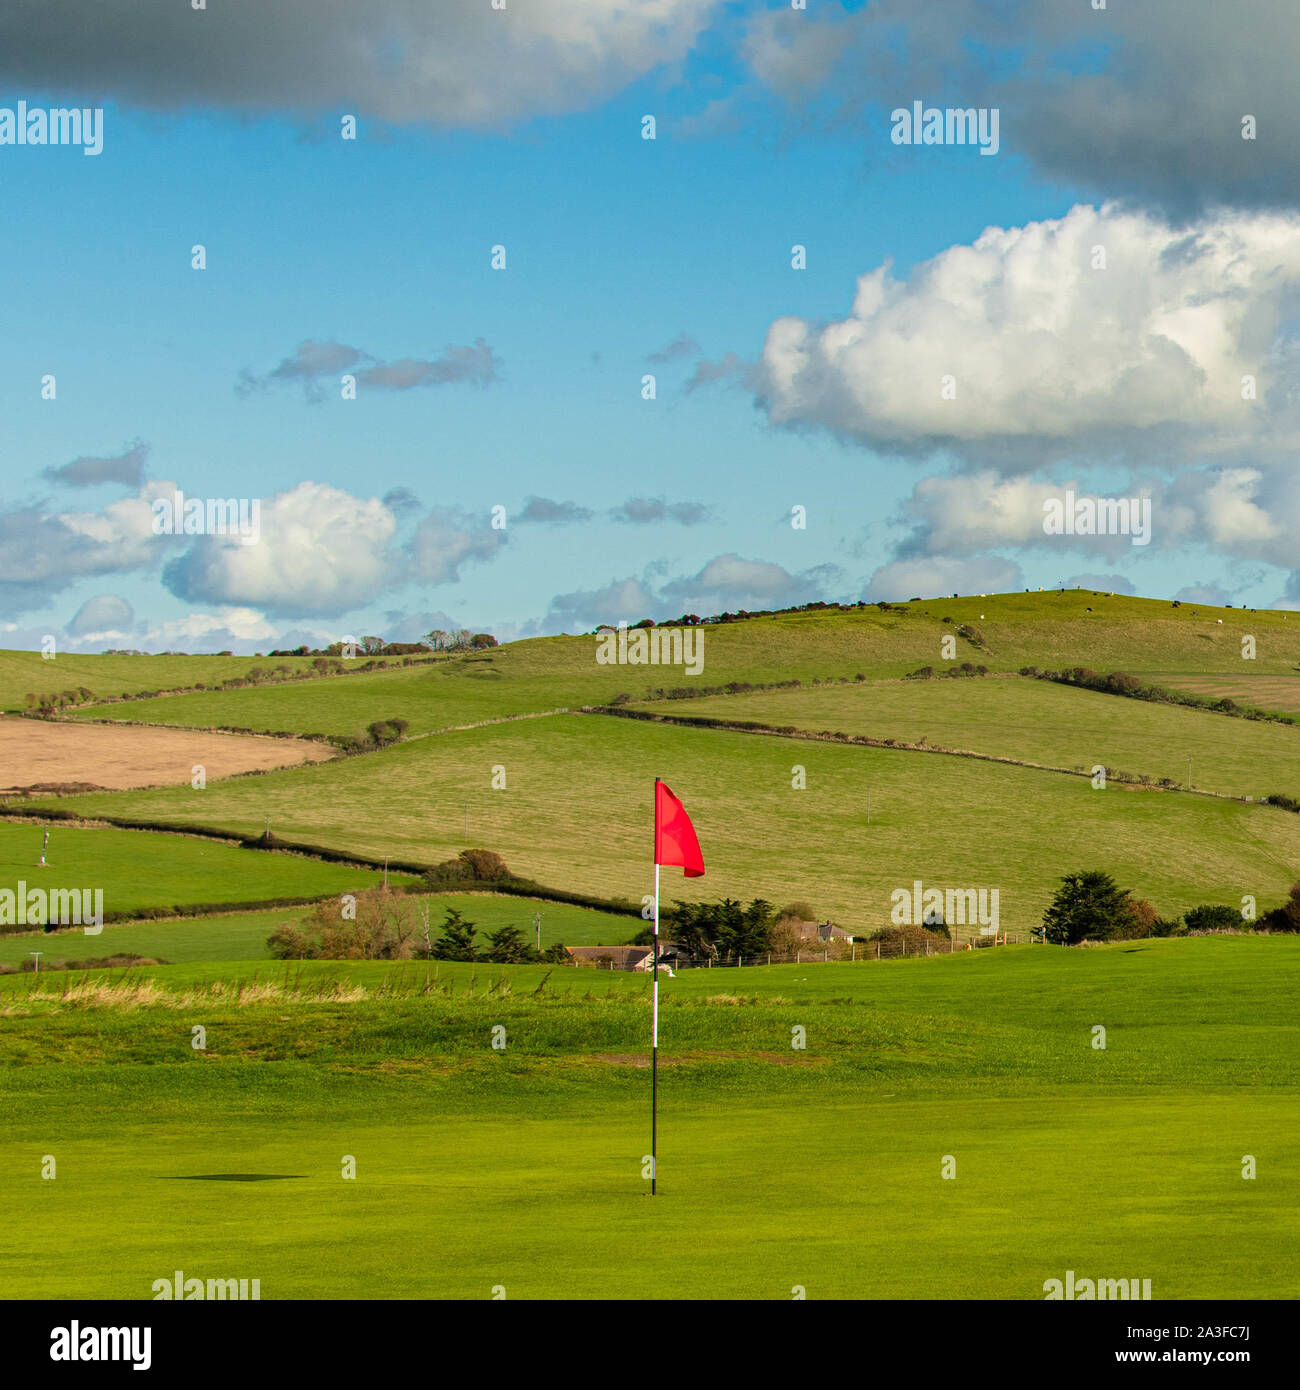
[572, 934, 1024, 971]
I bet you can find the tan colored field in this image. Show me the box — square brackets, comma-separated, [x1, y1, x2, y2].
[1148, 673, 1300, 715]
[0, 716, 336, 792]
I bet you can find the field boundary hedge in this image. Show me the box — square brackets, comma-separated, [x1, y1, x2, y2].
[583, 705, 1274, 804]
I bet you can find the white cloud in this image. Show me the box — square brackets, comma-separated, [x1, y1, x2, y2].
[756, 203, 1300, 460]
[163, 482, 397, 618]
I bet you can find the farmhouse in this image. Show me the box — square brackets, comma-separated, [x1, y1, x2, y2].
[792, 920, 856, 945]
[566, 944, 683, 971]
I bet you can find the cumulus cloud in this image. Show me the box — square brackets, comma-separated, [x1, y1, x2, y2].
[66, 594, 135, 638]
[739, 0, 1300, 214]
[1064, 574, 1136, 595]
[382, 486, 422, 519]
[756, 203, 1300, 463]
[610, 497, 714, 526]
[646, 332, 701, 364]
[0, 0, 717, 130]
[163, 481, 397, 617]
[44, 440, 149, 488]
[517, 496, 594, 526]
[862, 554, 1024, 603]
[541, 553, 837, 632]
[1173, 584, 1234, 606]
[544, 577, 660, 633]
[405, 506, 506, 587]
[237, 338, 500, 400]
[659, 553, 839, 614]
[685, 351, 751, 393]
[0, 482, 180, 615]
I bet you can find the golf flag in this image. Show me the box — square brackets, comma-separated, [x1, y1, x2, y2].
[654, 779, 705, 877]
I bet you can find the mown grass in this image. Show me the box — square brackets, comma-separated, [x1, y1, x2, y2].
[28, 714, 1300, 932]
[0, 822, 418, 927]
[633, 674, 1300, 798]
[0, 891, 640, 966]
[2, 939, 1297, 1299]
[1150, 673, 1300, 718]
[0, 648, 322, 713]
[57, 592, 1300, 738]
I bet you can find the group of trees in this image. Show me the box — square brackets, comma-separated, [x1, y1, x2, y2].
[24, 687, 95, 714]
[632, 898, 825, 961]
[1040, 871, 1300, 943]
[267, 890, 564, 963]
[336, 717, 411, 754]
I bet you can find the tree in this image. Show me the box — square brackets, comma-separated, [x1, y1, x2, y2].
[361, 635, 384, 655]
[431, 908, 479, 960]
[1041, 870, 1134, 944]
[1260, 884, 1300, 933]
[484, 925, 539, 963]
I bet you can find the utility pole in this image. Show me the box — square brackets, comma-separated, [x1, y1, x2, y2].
[464, 804, 468, 842]
[28, 951, 42, 974]
[1187, 756, 1192, 791]
[533, 911, 543, 956]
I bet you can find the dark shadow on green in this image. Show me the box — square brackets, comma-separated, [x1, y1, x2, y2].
[160, 1174, 307, 1182]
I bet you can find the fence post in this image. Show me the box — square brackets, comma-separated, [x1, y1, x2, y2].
[738, 955, 742, 968]
[877, 942, 880, 961]
[767, 953, 771, 965]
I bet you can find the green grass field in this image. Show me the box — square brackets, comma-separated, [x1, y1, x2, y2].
[2, 938, 1296, 1299]
[26, 713, 1300, 932]
[0, 648, 323, 712]
[1150, 673, 1300, 718]
[44, 591, 1300, 739]
[632, 675, 1300, 798]
[0, 822, 417, 926]
[6, 593, 1300, 1302]
[0, 892, 640, 966]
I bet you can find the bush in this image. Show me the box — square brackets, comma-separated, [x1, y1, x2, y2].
[1260, 883, 1300, 933]
[1183, 903, 1244, 933]
[268, 887, 423, 960]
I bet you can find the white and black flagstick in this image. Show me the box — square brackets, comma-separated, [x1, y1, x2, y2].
[652, 857, 660, 1194]
[652, 778, 661, 1196]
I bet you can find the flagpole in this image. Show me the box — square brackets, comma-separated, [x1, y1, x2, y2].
[652, 857, 660, 1196]
[650, 778, 661, 1200]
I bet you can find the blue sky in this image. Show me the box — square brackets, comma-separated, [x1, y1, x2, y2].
[2, 1, 1298, 652]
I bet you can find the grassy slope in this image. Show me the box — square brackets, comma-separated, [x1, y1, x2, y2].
[0, 892, 640, 965]
[25, 714, 1300, 931]
[0, 649, 321, 712]
[631, 675, 1300, 798]
[0, 823, 416, 925]
[2, 938, 1297, 1299]
[1151, 673, 1300, 717]
[55, 591, 1300, 738]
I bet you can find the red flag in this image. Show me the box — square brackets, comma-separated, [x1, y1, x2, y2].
[654, 779, 705, 877]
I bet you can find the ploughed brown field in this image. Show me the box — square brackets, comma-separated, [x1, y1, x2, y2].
[0, 716, 336, 793]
